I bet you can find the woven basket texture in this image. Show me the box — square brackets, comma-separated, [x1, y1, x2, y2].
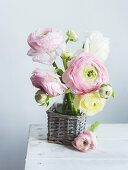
[47, 104, 87, 145]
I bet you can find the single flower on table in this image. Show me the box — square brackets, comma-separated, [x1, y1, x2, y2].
[72, 131, 97, 152]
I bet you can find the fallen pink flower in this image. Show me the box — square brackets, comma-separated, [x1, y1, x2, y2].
[72, 131, 97, 152]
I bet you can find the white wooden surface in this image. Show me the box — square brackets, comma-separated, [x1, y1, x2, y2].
[25, 124, 128, 170]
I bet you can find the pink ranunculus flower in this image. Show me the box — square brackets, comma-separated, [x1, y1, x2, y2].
[62, 52, 109, 95]
[27, 28, 65, 64]
[30, 68, 67, 97]
[72, 131, 97, 152]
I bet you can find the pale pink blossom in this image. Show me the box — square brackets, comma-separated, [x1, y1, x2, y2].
[62, 52, 109, 95]
[27, 28, 65, 64]
[72, 131, 97, 152]
[30, 68, 67, 97]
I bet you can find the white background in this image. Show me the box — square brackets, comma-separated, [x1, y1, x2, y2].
[0, 0, 128, 169]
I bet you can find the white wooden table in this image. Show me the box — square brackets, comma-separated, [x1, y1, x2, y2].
[25, 124, 128, 170]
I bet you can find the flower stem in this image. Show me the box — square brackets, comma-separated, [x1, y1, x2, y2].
[65, 38, 69, 44]
[62, 38, 76, 115]
[62, 93, 79, 116]
[62, 59, 68, 70]
[54, 68, 63, 76]
[62, 94, 66, 114]
[82, 43, 85, 48]
[68, 93, 73, 113]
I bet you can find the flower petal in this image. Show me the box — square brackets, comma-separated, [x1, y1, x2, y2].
[28, 48, 57, 64]
[30, 68, 67, 96]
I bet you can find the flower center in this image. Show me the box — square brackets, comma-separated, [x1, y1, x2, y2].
[83, 141, 87, 146]
[40, 30, 49, 36]
[83, 66, 98, 82]
[106, 91, 111, 96]
[88, 71, 93, 77]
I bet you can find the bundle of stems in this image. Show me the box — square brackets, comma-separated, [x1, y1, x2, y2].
[52, 38, 81, 116]
[62, 93, 79, 116]
[52, 57, 79, 116]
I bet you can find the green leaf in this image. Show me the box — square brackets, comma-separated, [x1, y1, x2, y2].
[52, 61, 58, 69]
[64, 89, 70, 94]
[65, 38, 69, 44]
[111, 91, 115, 98]
[40, 103, 46, 106]
[54, 68, 64, 76]
[46, 101, 49, 106]
[90, 121, 100, 132]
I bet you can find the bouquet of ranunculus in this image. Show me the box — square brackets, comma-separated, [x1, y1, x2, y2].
[27, 28, 114, 152]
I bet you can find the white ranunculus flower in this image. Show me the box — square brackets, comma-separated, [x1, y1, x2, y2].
[99, 84, 115, 99]
[75, 32, 110, 63]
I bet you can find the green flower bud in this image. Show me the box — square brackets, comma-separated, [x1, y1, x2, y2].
[35, 90, 49, 106]
[66, 30, 78, 42]
[99, 84, 114, 99]
[61, 50, 73, 60]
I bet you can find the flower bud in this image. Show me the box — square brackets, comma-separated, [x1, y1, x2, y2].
[61, 50, 73, 60]
[66, 30, 78, 42]
[99, 84, 114, 99]
[35, 90, 49, 105]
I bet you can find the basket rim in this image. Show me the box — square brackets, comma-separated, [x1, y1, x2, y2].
[46, 104, 86, 119]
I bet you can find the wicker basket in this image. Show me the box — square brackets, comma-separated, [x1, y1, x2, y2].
[47, 104, 87, 145]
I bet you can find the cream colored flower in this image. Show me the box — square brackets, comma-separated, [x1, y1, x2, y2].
[73, 92, 106, 116]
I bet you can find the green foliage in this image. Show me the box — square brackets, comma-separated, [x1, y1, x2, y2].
[54, 69, 63, 76]
[62, 93, 80, 116]
[90, 121, 100, 132]
[112, 91, 115, 98]
[52, 61, 58, 69]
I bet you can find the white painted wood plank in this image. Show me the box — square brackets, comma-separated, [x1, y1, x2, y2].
[25, 124, 128, 170]
[26, 138, 128, 160]
[25, 159, 128, 170]
[95, 124, 128, 139]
